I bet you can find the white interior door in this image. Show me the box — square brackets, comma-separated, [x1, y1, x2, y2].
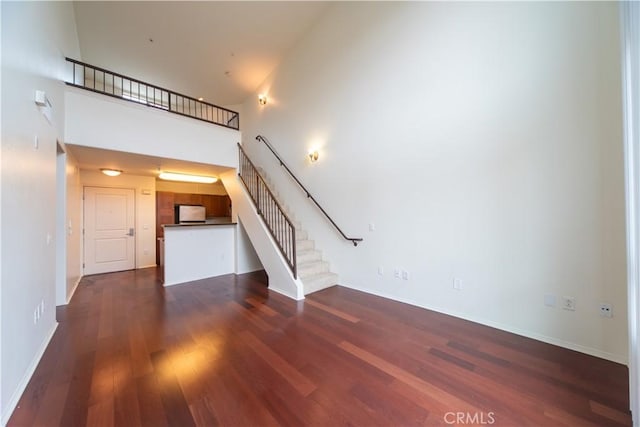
[84, 186, 135, 275]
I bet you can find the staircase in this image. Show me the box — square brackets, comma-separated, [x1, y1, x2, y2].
[256, 167, 338, 295]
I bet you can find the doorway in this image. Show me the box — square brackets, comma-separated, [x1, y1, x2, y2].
[83, 186, 136, 275]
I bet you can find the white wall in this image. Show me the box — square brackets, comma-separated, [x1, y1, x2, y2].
[241, 2, 628, 362]
[236, 219, 263, 274]
[221, 170, 303, 299]
[0, 1, 81, 423]
[65, 87, 240, 168]
[66, 151, 82, 303]
[80, 170, 157, 270]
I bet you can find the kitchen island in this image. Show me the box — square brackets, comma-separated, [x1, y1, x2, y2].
[162, 220, 237, 286]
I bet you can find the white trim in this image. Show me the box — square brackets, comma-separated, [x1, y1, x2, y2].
[137, 264, 158, 270]
[1, 323, 58, 426]
[343, 283, 626, 364]
[65, 276, 82, 305]
[268, 282, 305, 301]
[621, 1, 640, 424]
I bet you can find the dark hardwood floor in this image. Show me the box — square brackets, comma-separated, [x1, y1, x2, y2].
[9, 268, 632, 426]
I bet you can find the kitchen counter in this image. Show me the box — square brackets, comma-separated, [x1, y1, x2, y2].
[162, 221, 236, 286]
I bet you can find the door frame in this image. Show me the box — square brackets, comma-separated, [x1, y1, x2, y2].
[82, 185, 137, 275]
[55, 142, 67, 305]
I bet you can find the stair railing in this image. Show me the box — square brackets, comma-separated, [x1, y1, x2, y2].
[238, 144, 297, 278]
[255, 135, 363, 247]
[65, 58, 239, 130]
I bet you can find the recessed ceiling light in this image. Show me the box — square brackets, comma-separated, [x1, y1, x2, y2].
[158, 171, 217, 184]
[101, 168, 122, 177]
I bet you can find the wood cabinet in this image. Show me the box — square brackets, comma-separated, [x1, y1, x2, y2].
[156, 191, 175, 237]
[156, 191, 175, 265]
[203, 195, 231, 217]
[155, 191, 232, 264]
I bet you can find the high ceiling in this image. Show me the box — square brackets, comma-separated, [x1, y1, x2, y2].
[73, 1, 330, 107]
[70, 1, 330, 179]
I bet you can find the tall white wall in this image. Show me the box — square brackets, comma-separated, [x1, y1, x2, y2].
[241, 2, 628, 362]
[80, 170, 157, 270]
[0, 1, 81, 423]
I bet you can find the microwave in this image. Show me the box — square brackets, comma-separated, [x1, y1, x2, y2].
[175, 205, 206, 223]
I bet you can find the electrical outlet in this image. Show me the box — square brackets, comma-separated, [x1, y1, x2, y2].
[453, 278, 462, 290]
[599, 303, 613, 318]
[562, 296, 576, 311]
[402, 270, 410, 280]
[394, 269, 401, 279]
[34, 309, 38, 325]
[377, 266, 384, 276]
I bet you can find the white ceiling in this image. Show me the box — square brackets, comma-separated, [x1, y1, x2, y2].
[70, 2, 330, 181]
[73, 1, 330, 107]
[66, 144, 233, 180]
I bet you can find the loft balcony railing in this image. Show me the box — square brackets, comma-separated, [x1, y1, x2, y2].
[65, 58, 239, 130]
[238, 144, 297, 278]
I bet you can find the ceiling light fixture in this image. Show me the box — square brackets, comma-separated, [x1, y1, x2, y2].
[158, 171, 218, 184]
[101, 168, 122, 177]
[258, 94, 268, 106]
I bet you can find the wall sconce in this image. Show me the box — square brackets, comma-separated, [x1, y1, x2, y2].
[258, 94, 268, 106]
[101, 168, 122, 177]
[308, 150, 319, 163]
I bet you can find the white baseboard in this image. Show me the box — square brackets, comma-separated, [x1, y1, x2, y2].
[236, 266, 264, 274]
[1, 322, 58, 426]
[65, 276, 82, 305]
[343, 284, 627, 365]
[137, 264, 158, 269]
[269, 283, 304, 301]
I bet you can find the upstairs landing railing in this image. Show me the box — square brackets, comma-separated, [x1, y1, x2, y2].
[65, 58, 239, 130]
[256, 135, 363, 246]
[238, 144, 297, 278]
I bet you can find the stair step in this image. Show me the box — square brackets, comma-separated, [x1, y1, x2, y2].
[295, 229, 308, 241]
[296, 249, 322, 264]
[296, 239, 314, 251]
[302, 272, 338, 295]
[298, 260, 329, 278]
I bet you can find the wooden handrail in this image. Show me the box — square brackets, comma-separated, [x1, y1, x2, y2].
[255, 135, 363, 247]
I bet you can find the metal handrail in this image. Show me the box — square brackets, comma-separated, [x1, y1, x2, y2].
[255, 135, 363, 247]
[64, 57, 239, 130]
[238, 144, 297, 278]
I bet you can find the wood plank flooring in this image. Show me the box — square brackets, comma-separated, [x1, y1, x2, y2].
[8, 268, 632, 426]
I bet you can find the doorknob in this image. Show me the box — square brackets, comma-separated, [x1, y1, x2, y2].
[126, 228, 135, 236]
